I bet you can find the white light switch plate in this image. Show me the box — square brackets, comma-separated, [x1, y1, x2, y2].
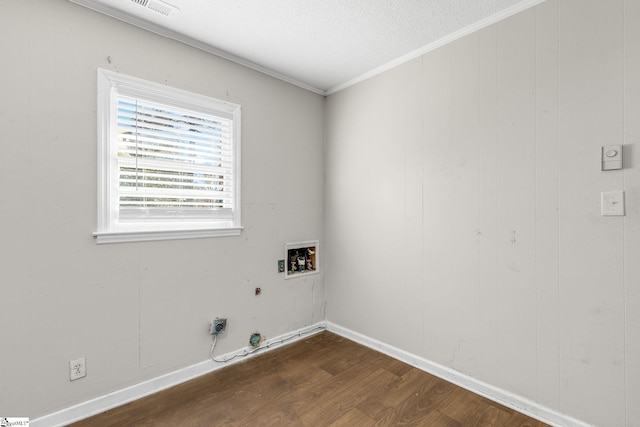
[601, 191, 625, 216]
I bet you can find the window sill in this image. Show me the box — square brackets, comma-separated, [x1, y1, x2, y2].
[93, 227, 242, 244]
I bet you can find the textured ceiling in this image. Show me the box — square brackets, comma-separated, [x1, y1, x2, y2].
[69, 0, 543, 94]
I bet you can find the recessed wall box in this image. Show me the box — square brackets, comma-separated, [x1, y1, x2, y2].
[210, 318, 227, 335]
[284, 240, 319, 279]
[602, 145, 623, 170]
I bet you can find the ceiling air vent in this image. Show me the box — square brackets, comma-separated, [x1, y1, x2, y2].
[129, 0, 177, 16]
[147, 0, 175, 16]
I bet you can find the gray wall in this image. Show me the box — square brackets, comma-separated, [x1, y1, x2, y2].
[325, 1, 639, 426]
[0, 0, 324, 418]
[4, 0, 640, 426]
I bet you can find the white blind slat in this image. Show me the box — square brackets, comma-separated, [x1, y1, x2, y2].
[118, 97, 231, 130]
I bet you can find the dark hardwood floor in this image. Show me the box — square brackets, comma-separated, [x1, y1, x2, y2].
[69, 332, 549, 426]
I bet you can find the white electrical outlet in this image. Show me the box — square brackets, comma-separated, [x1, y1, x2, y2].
[70, 357, 86, 381]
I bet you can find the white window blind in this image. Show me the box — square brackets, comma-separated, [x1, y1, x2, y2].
[96, 69, 241, 243]
[117, 96, 233, 219]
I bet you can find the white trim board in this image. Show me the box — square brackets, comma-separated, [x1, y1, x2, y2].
[31, 322, 327, 427]
[326, 322, 592, 427]
[32, 321, 591, 427]
[68, 0, 546, 96]
[67, 0, 325, 96]
[325, 0, 547, 95]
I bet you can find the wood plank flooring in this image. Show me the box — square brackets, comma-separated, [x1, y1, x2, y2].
[69, 332, 549, 426]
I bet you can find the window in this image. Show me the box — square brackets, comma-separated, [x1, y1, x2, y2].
[95, 69, 241, 244]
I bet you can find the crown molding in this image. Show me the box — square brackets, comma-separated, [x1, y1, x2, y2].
[326, 0, 547, 95]
[67, 0, 327, 95]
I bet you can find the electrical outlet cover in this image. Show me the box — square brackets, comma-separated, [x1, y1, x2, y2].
[70, 357, 86, 381]
[601, 191, 625, 216]
[210, 318, 227, 335]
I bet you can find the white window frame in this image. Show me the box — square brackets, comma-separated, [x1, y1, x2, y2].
[94, 69, 241, 244]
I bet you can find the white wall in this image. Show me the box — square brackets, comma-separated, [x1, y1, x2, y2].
[325, 1, 640, 426]
[0, 0, 324, 419]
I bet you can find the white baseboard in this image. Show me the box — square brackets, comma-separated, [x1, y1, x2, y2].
[32, 321, 590, 427]
[326, 321, 592, 427]
[31, 322, 327, 427]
